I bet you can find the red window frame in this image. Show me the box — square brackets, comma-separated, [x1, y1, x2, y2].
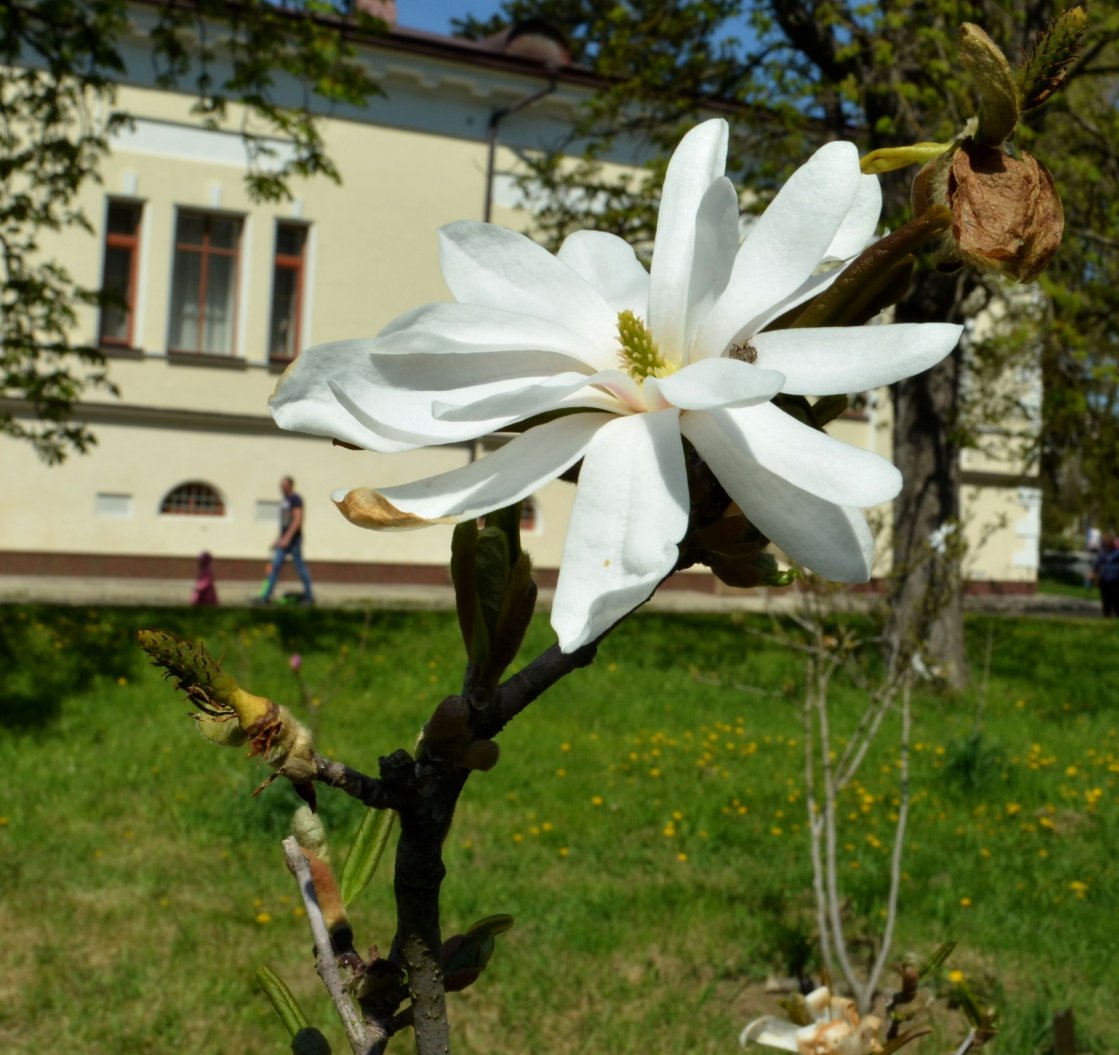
[98, 201, 142, 348]
[169, 211, 242, 355]
[269, 223, 308, 363]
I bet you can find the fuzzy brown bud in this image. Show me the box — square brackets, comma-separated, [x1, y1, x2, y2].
[913, 141, 1063, 282]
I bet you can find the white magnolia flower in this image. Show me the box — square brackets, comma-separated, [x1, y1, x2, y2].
[740, 987, 883, 1055]
[271, 118, 960, 652]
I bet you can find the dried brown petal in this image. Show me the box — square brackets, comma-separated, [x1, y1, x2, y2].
[947, 142, 1064, 282]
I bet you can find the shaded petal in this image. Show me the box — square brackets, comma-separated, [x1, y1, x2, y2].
[739, 1015, 800, 1052]
[648, 358, 784, 411]
[684, 176, 741, 362]
[270, 339, 446, 453]
[551, 410, 689, 651]
[557, 230, 650, 317]
[822, 171, 882, 261]
[648, 119, 728, 360]
[683, 409, 878, 581]
[375, 302, 606, 372]
[350, 413, 609, 522]
[439, 221, 618, 362]
[329, 374, 517, 449]
[709, 402, 901, 505]
[752, 323, 962, 395]
[434, 369, 640, 422]
[695, 141, 863, 358]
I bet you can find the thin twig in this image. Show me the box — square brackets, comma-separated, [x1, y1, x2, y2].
[864, 678, 912, 999]
[282, 836, 370, 1055]
[803, 659, 834, 975]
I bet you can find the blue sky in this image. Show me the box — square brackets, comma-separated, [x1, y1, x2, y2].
[397, 1, 509, 34]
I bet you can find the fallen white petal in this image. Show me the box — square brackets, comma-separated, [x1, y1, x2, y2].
[740, 1015, 800, 1051]
[551, 410, 689, 651]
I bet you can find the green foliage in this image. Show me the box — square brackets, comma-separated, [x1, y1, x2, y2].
[0, 0, 383, 462]
[1, 604, 1117, 1052]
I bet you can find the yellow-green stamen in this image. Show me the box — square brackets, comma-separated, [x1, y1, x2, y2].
[616, 309, 672, 381]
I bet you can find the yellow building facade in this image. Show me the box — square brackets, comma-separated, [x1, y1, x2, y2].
[0, 14, 1040, 598]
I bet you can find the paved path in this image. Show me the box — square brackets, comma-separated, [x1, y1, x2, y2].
[0, 574, 1102, 618]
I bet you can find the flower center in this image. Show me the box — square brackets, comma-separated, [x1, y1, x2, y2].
[616, 310, 674, 381]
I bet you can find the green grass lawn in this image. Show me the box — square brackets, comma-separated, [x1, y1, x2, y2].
[1, 604, 1116, 1054]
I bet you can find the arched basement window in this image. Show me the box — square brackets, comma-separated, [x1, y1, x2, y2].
[160, 481, 225, 516]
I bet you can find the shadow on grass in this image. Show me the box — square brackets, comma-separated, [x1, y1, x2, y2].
[0, 602, 455, 730]
[0, 605, 149, 728]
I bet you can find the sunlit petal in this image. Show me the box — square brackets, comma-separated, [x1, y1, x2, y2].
[648, 119, 728, 359]
[439, 221, 618, 359]
[551, 410, 689, 650]
[752, 323, 962, 395]
[368, 413, 608, 521]
[557, 230, 650, 318]
[695, 141, 863, 358]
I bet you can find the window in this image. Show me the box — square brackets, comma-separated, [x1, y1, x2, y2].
[98, 201, 142, 346]
[160, 482, 225, 516]
[169, 212, 242, 355]
[269, 223, 307, 362]
[95, 492, 134, 518]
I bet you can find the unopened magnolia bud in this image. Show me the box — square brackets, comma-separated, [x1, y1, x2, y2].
[292, 805, 329, 862]
[459, 739, 500, 772]
[422, 696, 473, 759]
[958, 23, 1018, 145]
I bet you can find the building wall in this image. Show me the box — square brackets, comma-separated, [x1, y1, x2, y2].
[0, 21, 1041, 592]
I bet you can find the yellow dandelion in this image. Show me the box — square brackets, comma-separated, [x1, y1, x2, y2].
[560, 742, 571, 752]
[591, 795, 604, 807]
[512, 832, 524, 843]
[948, 969, 965, 984]
[676, 852, 688, 863]
[649, 767, 662, 778]
[256, 912, 273, 925]
[555, 768, 567, 778]
[559, 847, 569, 858]
[116, 676, 128, 687]
[959, 897, 972, 908]
[293, 906, 306, 918]
[542, 821, 554, 832]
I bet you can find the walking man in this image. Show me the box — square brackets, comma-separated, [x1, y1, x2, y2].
[259, 476, 314, 605]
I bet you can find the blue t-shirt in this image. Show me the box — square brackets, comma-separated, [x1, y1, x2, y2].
[280, 493, 304, 544]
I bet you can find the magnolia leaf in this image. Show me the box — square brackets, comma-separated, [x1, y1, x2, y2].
[257, 964, 311, 1039]
[339, 807, 396, 908]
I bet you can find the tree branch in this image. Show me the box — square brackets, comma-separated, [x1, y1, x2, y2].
[282, 836, 370, 1055]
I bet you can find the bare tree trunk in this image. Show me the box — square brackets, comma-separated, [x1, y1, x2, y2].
[887, 273, 969, 689]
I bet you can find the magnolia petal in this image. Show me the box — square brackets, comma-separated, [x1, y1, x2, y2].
[328, 372, 530, 449]
[270, 339, 443, 453]
[684, 176, 741, 362]
[648, 358, 785, 411]
[439, 221, 618, 360]
[823, 171, 882, 261]
[333, 488, 447, 530]
[557, 230, 650, 318]
[648, 118, 728, 360]
[433, 369, 640, 422]
[551, 410, 689, 651]
[370, 412, 608, 521]
[752, 323, 962, 395]
[682, 410, 878, 582]
[739, 1015, 800, 1052]
[695, 141, 863, 358]
[713, 402, 901, 506]
[374, 302, 605, 372]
